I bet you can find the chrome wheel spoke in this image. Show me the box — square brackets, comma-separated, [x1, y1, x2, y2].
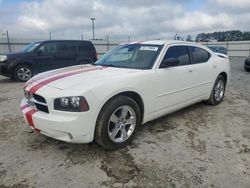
[110, 114, 119, 124]
[121, 128, 128, 140]
[125, 116, 135, 125]
[121, 107, 129, 119]
[110, 126, 120, 139]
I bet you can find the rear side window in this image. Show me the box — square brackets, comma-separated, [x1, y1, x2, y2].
[78, 43, 92, 54]
[160, 46, 190, 67]
[57, 43, 77, 53]
[189, 47, 210, 64]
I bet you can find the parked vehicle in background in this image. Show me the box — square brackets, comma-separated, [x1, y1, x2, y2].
[245, 56, 250, 72]
[207, 45, 228, 55]
[21, 40, 230, 150]
[0, 40, 97, 82]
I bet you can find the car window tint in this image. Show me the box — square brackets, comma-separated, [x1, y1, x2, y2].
[78, 44, 91, 54]
[39, 43, 57, 53]
[57, 43, 76, 53]
[190, 46, 210, 64]
[161, 46, 190, 67]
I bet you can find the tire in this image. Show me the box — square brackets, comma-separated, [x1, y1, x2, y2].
[245, 67, 250, 72]
[95, 95, 141, 150]
[13, 64, 33, 82]
[206, 75, 226, 105]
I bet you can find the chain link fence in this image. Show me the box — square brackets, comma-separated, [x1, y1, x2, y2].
[0, 35, 250, 57]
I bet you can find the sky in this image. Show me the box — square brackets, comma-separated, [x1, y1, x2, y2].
[0, 0, 250, 40]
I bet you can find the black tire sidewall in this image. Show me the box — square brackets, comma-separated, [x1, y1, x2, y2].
[95, 95, 141, 150]
[13, 64, 33, 82]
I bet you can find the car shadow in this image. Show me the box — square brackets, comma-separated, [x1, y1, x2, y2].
[0, 77, 16, 84]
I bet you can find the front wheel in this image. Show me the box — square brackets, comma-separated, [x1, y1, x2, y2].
[13, 65, 33, 82]
[94, 95, 141, 150]
[206, 75, 226, 105]
[245, 67, 250, 72]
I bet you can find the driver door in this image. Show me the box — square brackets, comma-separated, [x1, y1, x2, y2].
[153, 45, 195, 115]
[33, 42, 58, 73]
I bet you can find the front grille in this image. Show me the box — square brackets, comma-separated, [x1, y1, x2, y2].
[24, 91, 49, 113]
[33, 94, 46, 103]
[35, 103, 49, 113]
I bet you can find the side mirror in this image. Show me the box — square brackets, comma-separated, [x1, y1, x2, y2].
[160, 57, 179, 68]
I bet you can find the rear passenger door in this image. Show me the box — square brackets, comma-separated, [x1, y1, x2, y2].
[55, 42, 77, 68]
[77, 42, 96, 64]
[187, 46, 212, 97]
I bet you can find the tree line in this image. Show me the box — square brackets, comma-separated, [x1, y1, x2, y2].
[195, 30, 250, 42]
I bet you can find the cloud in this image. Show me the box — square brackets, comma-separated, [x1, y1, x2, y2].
[0, 0, 249, 40]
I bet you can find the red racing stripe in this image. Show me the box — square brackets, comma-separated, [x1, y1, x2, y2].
[29, 66, 107, 93]
[21, 104, 28, 110]
[25, 109, 38, 127]
[24, 65, 95, 88]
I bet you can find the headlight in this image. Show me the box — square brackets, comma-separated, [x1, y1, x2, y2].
[0, 55, 7, 62]
[54, 96, 89, 112]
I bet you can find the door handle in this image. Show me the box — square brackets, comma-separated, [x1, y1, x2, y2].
[188, 69, 194, 72]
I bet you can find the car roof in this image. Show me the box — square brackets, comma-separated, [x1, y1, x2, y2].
[35, 40, 92, 43]
[122, 40, 204, 47]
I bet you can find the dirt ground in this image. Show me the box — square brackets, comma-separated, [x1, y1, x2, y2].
[0, 57, 249, 188]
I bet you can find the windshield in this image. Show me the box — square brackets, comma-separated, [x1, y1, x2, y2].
[94, 44, 163, 69]
[22, 42, 41, 52]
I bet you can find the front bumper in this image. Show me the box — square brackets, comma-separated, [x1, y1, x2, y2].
[0, 63, 11, 77]
[20, 98, 95, 143]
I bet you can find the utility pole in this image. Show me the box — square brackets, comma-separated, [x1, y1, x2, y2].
[90, 17, 96, 40]
[128, 36, 130, 42]
[49, 32, 52, 40]
[81, 34, 83, 40]
[6, 30, 11, 52]
[106, 35, 110, 51]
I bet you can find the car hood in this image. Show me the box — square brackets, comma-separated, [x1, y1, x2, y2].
[1, 51, 32, 58]
[27, 65, 141, 91]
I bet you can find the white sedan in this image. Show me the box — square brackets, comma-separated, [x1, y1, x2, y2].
[21, 40, 230, 150]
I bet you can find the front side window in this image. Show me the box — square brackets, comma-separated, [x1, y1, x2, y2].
[160, 46, 190, 68]
[39, 43, 57, 53]
[94, 44, 163, 69]
[189, 46, 210, 64]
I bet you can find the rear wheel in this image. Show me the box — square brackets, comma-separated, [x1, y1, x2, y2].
[206, 75, 226, 105]
[95, 95, 140, 150]
[13, 64, 33, 82]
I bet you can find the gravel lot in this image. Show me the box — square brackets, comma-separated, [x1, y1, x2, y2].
[0, 57, 249, 188]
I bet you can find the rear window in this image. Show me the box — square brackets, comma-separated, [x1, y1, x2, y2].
[189, 47, 210, 64]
